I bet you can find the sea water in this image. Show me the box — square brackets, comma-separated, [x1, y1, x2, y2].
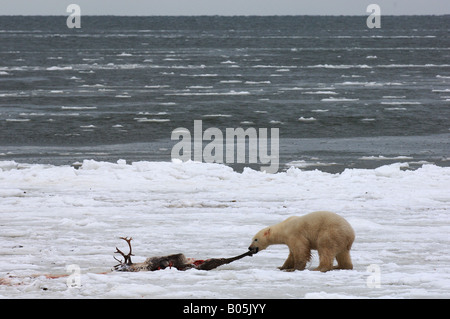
[0, 16, 449, 172]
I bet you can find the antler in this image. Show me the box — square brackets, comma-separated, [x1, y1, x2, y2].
[114, 236, 134, 265]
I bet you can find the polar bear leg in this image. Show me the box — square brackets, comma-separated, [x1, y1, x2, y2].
[278, 251, 294, 270]
[334, 250, 353, 270]
[314, 248, 334, 272]
[279, 246, 310, 271]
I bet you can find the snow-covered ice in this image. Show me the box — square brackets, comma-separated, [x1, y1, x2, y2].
[0, 159, 449, 298]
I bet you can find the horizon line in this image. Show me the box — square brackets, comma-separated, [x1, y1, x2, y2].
[1, 14, 449, 17]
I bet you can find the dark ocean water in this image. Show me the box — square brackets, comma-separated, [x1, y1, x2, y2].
[0, 16, 449, 172]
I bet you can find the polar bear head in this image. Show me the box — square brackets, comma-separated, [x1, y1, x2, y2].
[248, 227, 272, 254]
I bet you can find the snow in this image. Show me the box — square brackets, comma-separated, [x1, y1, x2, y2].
[0, 159, 449, 298]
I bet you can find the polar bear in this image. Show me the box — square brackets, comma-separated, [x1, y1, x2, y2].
[248, 211, 355, 272]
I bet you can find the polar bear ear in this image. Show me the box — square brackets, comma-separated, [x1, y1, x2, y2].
[263, 228, 271, 237]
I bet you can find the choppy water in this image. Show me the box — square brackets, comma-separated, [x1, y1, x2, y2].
[0, 16, 449, 172]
